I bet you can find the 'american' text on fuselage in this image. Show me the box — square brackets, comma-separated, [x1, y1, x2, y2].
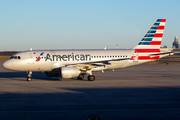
[45, 53, 91, 61]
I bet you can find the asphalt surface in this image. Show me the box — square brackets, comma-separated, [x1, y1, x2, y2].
[0, 62, 180, 120]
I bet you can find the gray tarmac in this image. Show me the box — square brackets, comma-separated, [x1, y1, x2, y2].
[0, 62, 180, 120]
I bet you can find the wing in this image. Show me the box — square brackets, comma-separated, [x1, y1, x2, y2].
[65, 58, 130, 71]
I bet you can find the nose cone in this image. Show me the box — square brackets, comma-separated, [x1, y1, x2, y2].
[3, 61, 8, 69]
[3, 60, 12, 70]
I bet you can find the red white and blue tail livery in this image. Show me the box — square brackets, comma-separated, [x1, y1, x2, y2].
[3, 19, 171, 81]
[135, 19, 166, 49]
[130, 19, 167, 62]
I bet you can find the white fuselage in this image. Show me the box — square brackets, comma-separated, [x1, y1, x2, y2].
[3, 49, 167, 72]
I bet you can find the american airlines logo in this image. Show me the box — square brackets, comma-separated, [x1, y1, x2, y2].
[45, 53, 91, 61]
[36, 52, 44, 61]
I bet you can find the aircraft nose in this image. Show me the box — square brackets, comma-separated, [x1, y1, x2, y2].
[3, 61, 8, 69]
[2, 61, 11, 70]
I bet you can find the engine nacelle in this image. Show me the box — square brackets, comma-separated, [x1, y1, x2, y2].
[45, 67, 81, 78]
[60, 67, 81, 78]
[45, 69, 60, 77]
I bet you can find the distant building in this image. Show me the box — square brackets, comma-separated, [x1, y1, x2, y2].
[172, 36, 179, 49]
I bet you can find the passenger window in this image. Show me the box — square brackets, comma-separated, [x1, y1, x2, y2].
[99, 56, 101, 58]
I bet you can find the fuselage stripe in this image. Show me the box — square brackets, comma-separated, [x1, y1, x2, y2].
[130, 55, 160, 60]
[134, 49, 160, 53]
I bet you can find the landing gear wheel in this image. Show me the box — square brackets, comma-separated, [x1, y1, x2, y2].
[88, 75, 95, 81]
[27, 71, 32, 82]
[27, 77, 32, 82]
[77, 74, 84, 80]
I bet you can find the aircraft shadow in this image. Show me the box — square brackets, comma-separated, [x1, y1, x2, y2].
[0, 72, 89, 81]
[0, 72, 61, 81]
[0, 87, 180, 120]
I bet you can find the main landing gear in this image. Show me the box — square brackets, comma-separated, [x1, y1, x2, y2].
[27, 71, 32, 82]
[77, 74, 95, 81]
[87, 75, 95, 81]
[77, 74, 84, 80]
[87, 70, 95, 81]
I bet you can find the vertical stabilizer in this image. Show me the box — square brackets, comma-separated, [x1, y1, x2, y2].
[134, 19, 166, 49]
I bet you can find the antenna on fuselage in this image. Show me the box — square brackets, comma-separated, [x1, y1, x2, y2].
[30, 48, 32, 51]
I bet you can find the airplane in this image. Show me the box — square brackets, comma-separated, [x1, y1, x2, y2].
[3, 19, 171, 81]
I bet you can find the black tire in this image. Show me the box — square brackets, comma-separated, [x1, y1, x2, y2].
[77, 74, 84, 80]
[88, 75, 95, 81]
[27, 77, 32, 82]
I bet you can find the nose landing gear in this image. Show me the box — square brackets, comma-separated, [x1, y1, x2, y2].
[27, 71, 32, 81]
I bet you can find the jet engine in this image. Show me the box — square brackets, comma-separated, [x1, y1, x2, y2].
[60, 67, 81, 78]
[45, 67, 81, 78]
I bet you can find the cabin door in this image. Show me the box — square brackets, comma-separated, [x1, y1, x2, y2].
[27, 52, 34, 64]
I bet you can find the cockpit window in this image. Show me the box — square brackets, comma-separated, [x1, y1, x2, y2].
[10, 56, 21, 59]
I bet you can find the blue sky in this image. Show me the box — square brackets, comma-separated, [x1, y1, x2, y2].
[0, 0, 180, 51]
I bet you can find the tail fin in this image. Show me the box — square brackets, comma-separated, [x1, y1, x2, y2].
[134, 19, 166, 49]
